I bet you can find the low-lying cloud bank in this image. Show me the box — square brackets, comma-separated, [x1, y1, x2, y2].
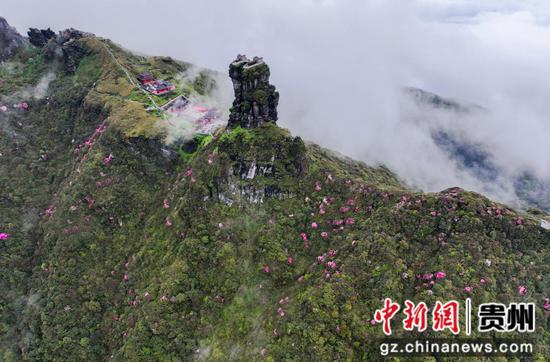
[3, 0, 550, 207]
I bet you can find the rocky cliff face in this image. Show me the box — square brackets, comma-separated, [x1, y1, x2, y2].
[0, 17, 24, 61]
[227, 55, 279, 128]
[27, 28, 56, 48]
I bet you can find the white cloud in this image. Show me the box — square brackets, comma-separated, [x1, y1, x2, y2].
[3, 0, 550, 207]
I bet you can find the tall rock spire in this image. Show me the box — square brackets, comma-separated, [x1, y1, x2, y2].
[228, 55, 279, 128]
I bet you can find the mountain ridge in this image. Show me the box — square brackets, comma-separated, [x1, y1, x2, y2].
[0, 20, 549, 361]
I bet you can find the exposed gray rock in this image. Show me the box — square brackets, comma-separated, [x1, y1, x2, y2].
[59, 29, 92, 72]
[227, 54, 279, 128]
[27, 28, 55, 47]
[0, 17, 24, 61]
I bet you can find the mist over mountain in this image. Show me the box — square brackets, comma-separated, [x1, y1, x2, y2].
[404, 87, 550, 212]
[3, 0, 550, 211]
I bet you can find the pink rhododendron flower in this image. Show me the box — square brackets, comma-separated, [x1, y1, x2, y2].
[123, 274, 129, 281]
[300, 232, 308, 241]
[544, 302, 550, 312]
[464, 286, 473, 293]
[165, 219, 172, 227]
[185, 167, 193, 177]
[317, 255, 325, 263]
[103, 153, 113, 165]
[45, 205, 56, 216]
[435, 272, 446, 279]
[327, 249, 337, 257]
[0, 233, 10, 240]
[515, 217, 524, 226]
[279, 297, 289, 305]
[163, 199, 170, 209]
[345, 217, 355, 225]
[430, 211, 438, 217]
[518, 285, 527, 296]
[327, 261, 337, 269]
[370, 319, 377, 326]
[287, 256, 294, 265]
[480, 278, 486, 285]
[277, 307, 285, 317]
[263, 265, 270, 273]
[160, 295, 168, 302]
[311, 222, 318, 229]
[314, 181, 322, 191]
[321, 231, 328, 238]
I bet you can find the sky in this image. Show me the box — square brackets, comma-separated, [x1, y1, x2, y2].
[2, 0, 550, 206]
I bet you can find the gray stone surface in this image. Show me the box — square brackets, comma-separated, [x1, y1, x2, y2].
[228, 55, 279, 128]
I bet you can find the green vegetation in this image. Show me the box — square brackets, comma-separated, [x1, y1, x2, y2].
[0, 48, 48, 93]
[0, 32, 549, 362]
[193, 71, 216, 95]
[177, 133, 213, 164]
[219, 125, 254, 144]
[73, 55, 101, 84]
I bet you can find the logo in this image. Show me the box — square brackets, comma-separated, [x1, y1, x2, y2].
[373, 298, 535, 335]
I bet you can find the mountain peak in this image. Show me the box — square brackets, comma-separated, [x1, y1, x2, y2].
[228, 54, 279, 129]
[0, 17, 24, 61]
